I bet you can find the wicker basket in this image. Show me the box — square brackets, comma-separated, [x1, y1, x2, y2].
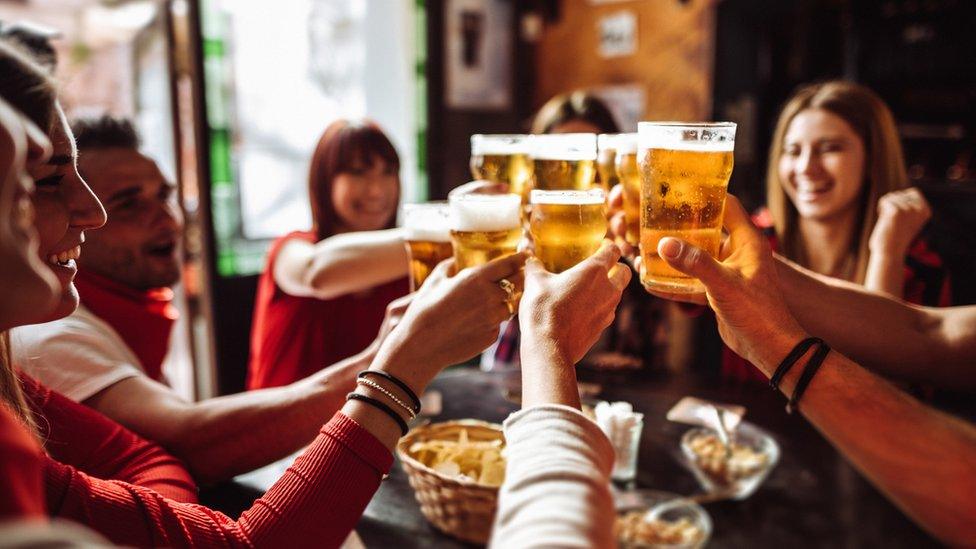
[396, 420, 504, 544]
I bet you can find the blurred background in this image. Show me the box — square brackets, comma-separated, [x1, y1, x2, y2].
[2, 0, 973, 399]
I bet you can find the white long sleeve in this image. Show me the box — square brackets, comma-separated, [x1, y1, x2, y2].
[490, 404, 616, 548]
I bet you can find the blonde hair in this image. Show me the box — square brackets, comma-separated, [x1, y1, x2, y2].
[766, 81, 908, 282]
[0, 332, 36, 433]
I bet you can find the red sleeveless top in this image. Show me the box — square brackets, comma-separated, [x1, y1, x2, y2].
[247, 231, 408, 389]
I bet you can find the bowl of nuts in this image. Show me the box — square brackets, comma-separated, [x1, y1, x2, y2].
[680, 421, 779, 500]
[614, 489, 711, 548]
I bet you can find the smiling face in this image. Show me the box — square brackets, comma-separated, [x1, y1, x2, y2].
[778, 108, 867, 222]
[330, 157, 399, 233]
[76, 147, 182, 290]
[26, 106, 107, 321]
[0, 99, 60, 330]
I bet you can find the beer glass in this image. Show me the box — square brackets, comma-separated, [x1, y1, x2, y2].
[402, 202, 453, 291]
[611, 133, 640, 245]
[531, 133, 598, 192]
[469, 134, 534, 203]
[529, 189, 607, 273]
[449, 192, 522, 271]
[638, 122, 735, 294]
[597, 134, 620, 192]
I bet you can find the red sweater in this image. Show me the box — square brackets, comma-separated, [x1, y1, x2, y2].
[0, 405, 44, 520]
[247, 231, 408, 389]
[20, 374, 198, 503]
[42, 413, 391, 548]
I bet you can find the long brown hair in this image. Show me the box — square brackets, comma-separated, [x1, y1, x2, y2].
[308, 119, 400, 240]
[766, 81, 908, 283]
[530, 90, 620, 135]
[0, 38, 57, 431]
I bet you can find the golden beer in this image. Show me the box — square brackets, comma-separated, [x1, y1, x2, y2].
[531, 133, 598, 191]
[470, 135, 534, 203]
[449, 193, 522, 271]
[406, 240, 454, 290]
[403, 203, 453, 291]
[529, 189, 607, 273]
[638, 122, 735, 293]
[596, 134, 619, 192]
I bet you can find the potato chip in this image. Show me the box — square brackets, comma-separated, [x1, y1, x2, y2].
[408, 426, 507, 487]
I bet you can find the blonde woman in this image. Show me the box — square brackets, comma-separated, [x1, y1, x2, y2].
[765, 80, 949, 303]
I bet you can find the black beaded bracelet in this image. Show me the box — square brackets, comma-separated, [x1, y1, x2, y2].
[347, 392, 409, 436]
[786, 341, 831, 414]
[769, 337, 823, 392]
[358, 370, 421, 413]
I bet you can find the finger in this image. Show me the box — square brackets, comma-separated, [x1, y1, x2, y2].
[607, 183, 624, 209]
[477, 251, 529, 281]
[608, 211, 628, 241]
[427, 258, 457, 283]
[646, 288, 708, 305]
[524, 256, 547, 280]
[608, 262, 632, 292]
[658, 237, 730, 290]
[584, 239, 622, 271]
[722, 195, 758, 242]
[386, 293, 414, 313]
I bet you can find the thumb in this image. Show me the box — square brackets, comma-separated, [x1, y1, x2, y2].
[525, 256, 546, 278]
[658, 237, 730, 290]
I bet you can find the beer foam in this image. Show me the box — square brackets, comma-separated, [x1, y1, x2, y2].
[638, 122, 735, 152]
[471, 134, 532, 155]
[598, 133, 638, 154]
[530, 189, 606, 205]
[450, 194, 521, 232]
[404, 225, 451, 242]
[532, 133, 597, 161]
[403, 203, 451, 242]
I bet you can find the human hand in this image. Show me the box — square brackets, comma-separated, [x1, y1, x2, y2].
[652, 196, 807, 373]
[869, 188, 931, 258]
[372, 252, 528, 391]
[607, 183, 638, 260]
[519, 240, 631, 366]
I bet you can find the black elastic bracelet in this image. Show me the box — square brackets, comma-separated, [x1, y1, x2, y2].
[769, 337, 823, 392]
[358, 370, 421, 413]
[786, 341, 831, 414]
[347, 392, 409, 436]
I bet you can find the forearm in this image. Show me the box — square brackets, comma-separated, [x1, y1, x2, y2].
[491, 405, 615, 548]
[773, 255, 964, 386]
[45, 413, 392, 548]
[519, 330, 581, 410]
[755, 337, 976, 545]
[174, 355, 363, 483]
[306, 229, 409, 298]
[863, 252, 906, 298]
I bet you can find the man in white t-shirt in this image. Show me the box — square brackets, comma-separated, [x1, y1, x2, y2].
[13, 115, 403, 484]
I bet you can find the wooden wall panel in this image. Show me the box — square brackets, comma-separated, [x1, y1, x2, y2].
[534, 0, 718, 123]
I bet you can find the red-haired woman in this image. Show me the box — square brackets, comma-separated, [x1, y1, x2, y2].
[248, 120, 410, 389]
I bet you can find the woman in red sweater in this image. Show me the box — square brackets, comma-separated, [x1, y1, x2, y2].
[248, 120, 411, 389]
[0, 39, 524, 547]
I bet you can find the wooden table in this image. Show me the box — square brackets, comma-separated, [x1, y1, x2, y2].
[206, 366, 939, 548]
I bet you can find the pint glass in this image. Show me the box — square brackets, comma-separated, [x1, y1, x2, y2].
[611, 133, 640, 245]
[638, 122, 735, 294]
[597, 134, 620, 193]
[402, 203, 453, 291]
[449, 192, 522, 271]
[531, 133, 598, 192]
[529, 189, 607, 273]
[470, 134, 534, 203]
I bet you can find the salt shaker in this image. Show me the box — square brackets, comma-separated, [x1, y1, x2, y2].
[594, 401, 644, 482]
